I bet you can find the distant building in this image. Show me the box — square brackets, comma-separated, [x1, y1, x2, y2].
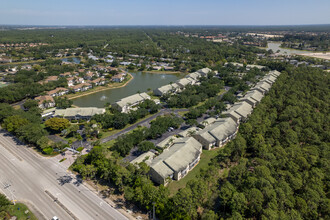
[111, 73, 125, 82]
[35, 95, 55, 109]
[47, 87, 69, 97]
[53, 107, 105, 120]
[149, 137, 202, 185]
[112, 92, 151, 113]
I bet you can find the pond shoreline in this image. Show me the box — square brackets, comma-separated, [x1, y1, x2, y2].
[67, 72, 134, 100]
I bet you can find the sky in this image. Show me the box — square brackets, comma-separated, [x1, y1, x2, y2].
[1, 0, 330, 26]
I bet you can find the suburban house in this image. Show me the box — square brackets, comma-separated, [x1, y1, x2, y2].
[91, 78, 106, 86]
[47, 87, 69, 97]
[193, 117, 238, 150]
[60, 72, 72, 77]
[111, 73, 125, 82]
[153, 83, 180, 96]
[223, 101, 253, 123]
[35, 95, 55, 109]
[53, 107, 106, 120]
[67, 77, 75, 87]
[71, 83, 92, 93]
[39, 76, 58, 84]
[149, 137, 202, 185]
[239, 90, 264, 108]
[84, 71, 94, 80]
[112, 92, 151, 113]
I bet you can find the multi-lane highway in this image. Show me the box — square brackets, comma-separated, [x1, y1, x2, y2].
[0, 130, 129, 220]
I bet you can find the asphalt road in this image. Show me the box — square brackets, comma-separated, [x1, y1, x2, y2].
[0, 130, 128, 220]
[100, 108, 188, 144]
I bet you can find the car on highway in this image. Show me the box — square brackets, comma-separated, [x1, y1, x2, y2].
[52, 216, 59, 220]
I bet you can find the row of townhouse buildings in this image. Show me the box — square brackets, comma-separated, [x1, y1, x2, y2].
[112, 92, 151, 113]
[153, 68, 212, 96]
[131, 70, 281, 185]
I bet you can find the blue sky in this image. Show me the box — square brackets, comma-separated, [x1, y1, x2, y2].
[1, 0, 330, 25]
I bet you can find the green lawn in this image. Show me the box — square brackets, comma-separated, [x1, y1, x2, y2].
[0, 203, 38, 220]
[167, 148, 221, 195]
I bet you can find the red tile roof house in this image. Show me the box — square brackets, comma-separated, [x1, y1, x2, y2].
[67, 77, 75, 87]
[38, 76, 58, 85]
[45, 76, 58, 82]
[47, 87, 69, 97]
[35, 95, 55, 109]
[84, 71, 94, 80]
[71, 83, 92, 93]
[111, 73, 125, 82]
[60, 72, 72, 77]
[91, 78, 106, 86]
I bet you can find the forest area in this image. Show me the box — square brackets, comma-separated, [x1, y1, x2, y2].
[71, 64, 329, 219]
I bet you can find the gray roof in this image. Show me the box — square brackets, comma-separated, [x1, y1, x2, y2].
[156, 136, 178, 149]
[240, 90, 264, 104]
[185, 72, 201, 80]
[114, 92, 150, 108]
[197, 68, 212, 76]
[224, 101, 253, 119]
[178, 127, 201, 137]
[154, 83, 179, 95]
[150, 137, 202, 178]
[195, 118, 238, 143]
[262, 74, 277, 85]
[54, 107, 105, 117]
[200, 117, 217, 126]
[176, 78, 194, 87]
[130, 151, 155, 166]
[253, 81, 272, 93]
[269, 70, 281, 77]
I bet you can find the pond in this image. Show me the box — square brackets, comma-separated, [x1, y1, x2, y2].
[61, 57, 81, 64]
[265, 42, 313, 55]
[72, 71, 185, 107]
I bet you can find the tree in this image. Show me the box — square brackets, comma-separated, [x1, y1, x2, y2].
[54, 97, 73, 109]
[16, 123, 47, 146]
[45, 118, 70, 132]
[2, 115, 29, 133]
[137, 141, 155, 153]
[23, 99, 38, 110]
[0, 193, 11, 207]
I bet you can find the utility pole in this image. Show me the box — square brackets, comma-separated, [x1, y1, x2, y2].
[152, 202, 156, 220]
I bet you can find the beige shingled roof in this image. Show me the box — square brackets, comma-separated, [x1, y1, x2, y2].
[54, 107, 105, 117]
[150, 137, 202, 178]
[115, 92, 150, 108]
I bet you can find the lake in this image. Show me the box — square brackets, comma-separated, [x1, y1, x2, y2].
[265, 42, 313, 55]
[73, 71, 185, 107]
[62, 57, 81, 64]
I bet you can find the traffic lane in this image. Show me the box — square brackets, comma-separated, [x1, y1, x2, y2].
[0, 133, 127, 220]
[0, 144, 72, 220]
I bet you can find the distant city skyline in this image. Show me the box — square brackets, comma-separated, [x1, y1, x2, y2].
[1, 0, 330, 26]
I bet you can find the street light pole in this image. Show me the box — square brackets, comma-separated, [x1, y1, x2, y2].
[152, 202, 156, 220]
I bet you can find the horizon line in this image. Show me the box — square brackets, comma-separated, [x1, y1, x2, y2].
[1, 24, 330, 27]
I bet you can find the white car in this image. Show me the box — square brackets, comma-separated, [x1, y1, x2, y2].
[52, 216, 59, 220]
